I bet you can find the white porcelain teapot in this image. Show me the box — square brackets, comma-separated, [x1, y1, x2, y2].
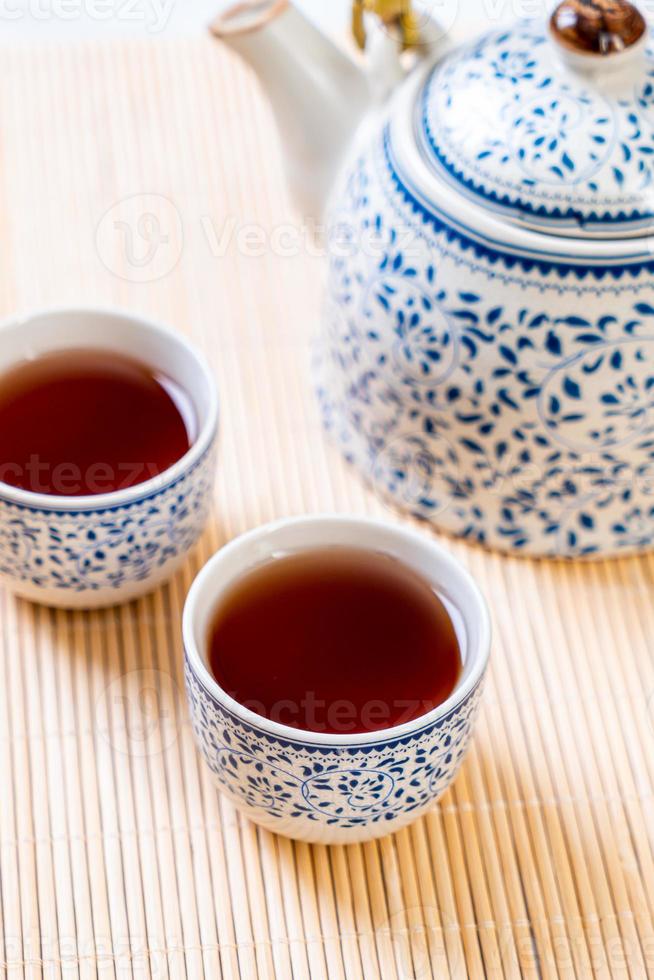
[213, 0, 654, 558]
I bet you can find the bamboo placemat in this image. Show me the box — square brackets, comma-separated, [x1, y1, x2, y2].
[0, 36, 653, 980]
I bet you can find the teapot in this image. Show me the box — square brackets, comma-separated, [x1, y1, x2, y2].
[212, 0, 654, 558]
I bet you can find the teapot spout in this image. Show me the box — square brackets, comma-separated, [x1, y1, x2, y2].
[211, 1, 371, 218]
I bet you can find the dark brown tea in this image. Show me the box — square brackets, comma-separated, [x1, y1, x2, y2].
[0, 348, 195, 496]
[208, 547, 462, 735]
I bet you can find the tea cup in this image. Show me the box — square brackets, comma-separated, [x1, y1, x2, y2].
[183, 515, 491, 844]
[0, 307, 219, 608]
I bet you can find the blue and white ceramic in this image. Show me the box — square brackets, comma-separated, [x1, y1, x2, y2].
[216, 0, 654, 557]
[183, 516, 490, 844]
[0, 309, 219, 608]
[417, 18, 653, 238]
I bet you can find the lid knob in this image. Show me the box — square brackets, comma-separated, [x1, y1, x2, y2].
[550, 0, 646, 55]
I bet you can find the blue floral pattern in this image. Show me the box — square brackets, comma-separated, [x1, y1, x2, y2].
[418, 24, 654, 234]
[184, 657, 485, 843]
[0, 443, 217, 599]
[315, 135, 654, 557]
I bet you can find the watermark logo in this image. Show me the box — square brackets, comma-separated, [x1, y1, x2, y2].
[410, 0, 460, 41]
[376, 907, 444, 979]
[95, 199, 424, 275]
[95, 667, 182, 757]
[372, 432, 459, 518]
[359, 0, 460, 48]
[96, 193, 183, 282]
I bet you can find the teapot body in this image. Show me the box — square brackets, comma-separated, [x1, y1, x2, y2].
[315, 59, 654, 557]
[211, 2, 654, 557]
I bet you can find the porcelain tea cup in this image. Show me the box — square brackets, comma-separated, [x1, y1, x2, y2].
[0, 307, 219, 608]
[183, 515, 490, 844]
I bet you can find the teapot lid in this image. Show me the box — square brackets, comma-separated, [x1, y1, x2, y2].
[416, 1, 654, 238]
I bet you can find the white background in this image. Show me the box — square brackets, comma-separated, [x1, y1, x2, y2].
[0, 0, 582, 44]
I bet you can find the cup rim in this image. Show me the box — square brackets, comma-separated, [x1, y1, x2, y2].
[0, 305, 219, 511]
[183, 515, 492, 747]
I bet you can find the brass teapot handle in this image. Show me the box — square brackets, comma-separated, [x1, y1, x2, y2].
[351, 0, 447, 101]
[352, 0, 422, 52]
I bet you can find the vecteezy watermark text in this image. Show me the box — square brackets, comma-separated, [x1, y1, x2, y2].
[0, 456, 162, 494]
[233, 692, 439, 733]
[95, 193, 419, 281]
[0, 0, 174, 32]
